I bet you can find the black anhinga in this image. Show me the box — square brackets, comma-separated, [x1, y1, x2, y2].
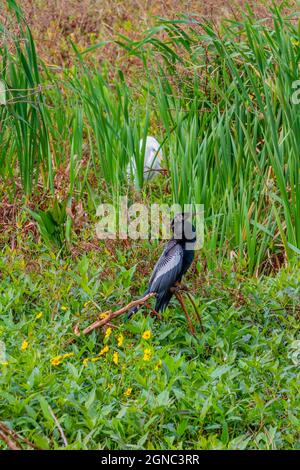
[128, 213, 196, 318]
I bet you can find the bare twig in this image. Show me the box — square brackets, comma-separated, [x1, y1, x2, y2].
[73, 284, 203, 339]
[145, 303, 163, 320]
[174, 291, 196, 336]
[0, 422, 38, 450]
[171, 283, 204, 334]
[48, 407, 68, 447]
[0, 431, 21, 450]
[74, 292, 156, 337]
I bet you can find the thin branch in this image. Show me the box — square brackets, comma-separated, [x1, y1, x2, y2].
[0, 422, 38, 450]
[0, 430, 21, 450]
[74, 292, 156, 337]
[48, 407, 68, 447]
[171, 283, 204, 334]
[174, 291, 196, 336]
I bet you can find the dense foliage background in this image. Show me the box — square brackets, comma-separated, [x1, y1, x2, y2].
[0, 0, 299, 450]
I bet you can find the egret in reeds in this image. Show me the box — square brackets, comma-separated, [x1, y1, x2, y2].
[127, 136, 163, 187]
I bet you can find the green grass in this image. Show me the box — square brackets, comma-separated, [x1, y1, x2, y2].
[0, 242, 299, 449]
[1, 2, 300, 273]
[119, 5, 300, 272]
[0, 0, 52, 196]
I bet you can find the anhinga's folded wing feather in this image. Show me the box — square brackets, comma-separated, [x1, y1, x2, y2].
[127, 240, 184, 318]
[148, 240, 184, 294]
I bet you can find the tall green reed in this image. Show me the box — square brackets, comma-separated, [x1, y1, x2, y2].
[68, 49, 154, 199]
[117, 4, 300, 273]
[0, 1, 52, 195]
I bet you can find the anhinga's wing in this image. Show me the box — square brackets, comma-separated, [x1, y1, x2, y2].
[148, 240, 183, 294]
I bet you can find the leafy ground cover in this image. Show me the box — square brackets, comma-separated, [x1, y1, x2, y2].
[0, 238, 299, 449]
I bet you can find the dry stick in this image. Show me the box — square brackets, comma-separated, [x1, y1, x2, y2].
[74, 288, 202, 338]
[145, 303, 163, 320]
[172, 284, 204, 333]
[74, 293, 156, 337]
[48, 407, 68, 447]
[0, 431, 21, 450]
[0, 422, 38, 450]
[174, 292, 196, 336]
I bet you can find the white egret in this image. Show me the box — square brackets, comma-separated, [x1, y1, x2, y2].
[127, 136, 163, 187]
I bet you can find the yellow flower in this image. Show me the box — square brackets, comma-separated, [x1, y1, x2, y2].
[21, 340, 28, 350]
[113, 351, 119, 365]
[99, 345, 109, 356]
[104, 327, 112, 338]
[124, 387, 132, 397]
[36, 312, 43, 319]
[61, 306, 68, 311]
[51, 355, 62, 366]
[99, 312, 109, 320]
[143, 348, 152, 361]
[63, 352, 74, 359]
[117, 334, 124, 347]
[91, 356, 100, 362]
[142, 330, 151, 340]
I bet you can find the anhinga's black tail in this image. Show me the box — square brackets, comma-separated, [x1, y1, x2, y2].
[154, 290, 173, 313]
[127, 305, 139, 319]
[127, 289, 150, 319]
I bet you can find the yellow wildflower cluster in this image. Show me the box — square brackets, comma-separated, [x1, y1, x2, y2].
[82, 344, 110, 366]
[63, 352, 74, 359]
[91, 357, 100, 363]
[143, 348, 152, 361]
[105, 327, 112, 339]
[113, 351, 119, 365]
[21, 340, 28, 350]
[99, 345, 109, 356]
[50, 352, 74, 366]
[124, 387, 132, 397]
[142, 330, 151, 340]
[36, 312, 43, 319]
[99, 312, 109, 320]
[117, 334, 124, 347]
[51, 355, 62, 366]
